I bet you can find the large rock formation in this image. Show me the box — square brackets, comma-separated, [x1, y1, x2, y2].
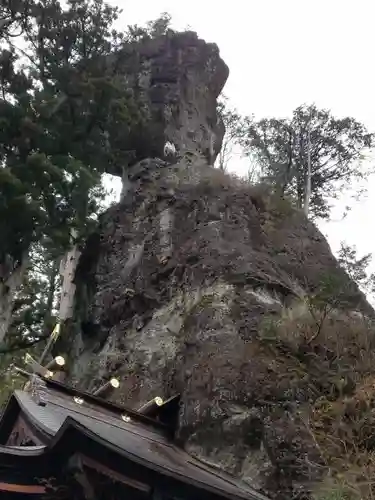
[57, 31, 375, 500]
[108, 30, 228, 174]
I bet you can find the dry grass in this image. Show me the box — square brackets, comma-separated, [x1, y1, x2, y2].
[259, 298, 375, 499]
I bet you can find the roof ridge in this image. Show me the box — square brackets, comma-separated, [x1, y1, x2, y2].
[45, 393, 172, 445]
[40, 377, 173, 434]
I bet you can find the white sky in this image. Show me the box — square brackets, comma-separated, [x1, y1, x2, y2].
[106, 0, 375, 276]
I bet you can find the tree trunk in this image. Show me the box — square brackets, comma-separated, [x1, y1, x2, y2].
[296, 170, 304, 209]
[37, 260, 60, 366]
[0, 255, 29, 344]
[38, 238, 81, 365]
[59, 239, 81, 322]
[43, 260, 59, 331]
[304, 117, 312, 218]
[304, 131, 312, 216]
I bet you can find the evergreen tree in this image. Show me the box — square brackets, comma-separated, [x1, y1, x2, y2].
[0, 7, 176, 398]
[0, 0, 145, 342]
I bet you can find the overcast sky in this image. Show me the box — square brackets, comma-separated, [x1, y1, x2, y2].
[107, 0, 375, 274]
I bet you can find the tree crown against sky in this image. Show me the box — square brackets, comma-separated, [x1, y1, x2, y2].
[239, 104, 374, 219]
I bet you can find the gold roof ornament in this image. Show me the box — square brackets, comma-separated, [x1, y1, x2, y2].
[138, 397, 164, 415]
[93, 378, 120, 398]
[45, 355, 66, 372]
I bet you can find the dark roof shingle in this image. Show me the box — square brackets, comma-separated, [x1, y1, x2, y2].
[13, 388, 268, 500]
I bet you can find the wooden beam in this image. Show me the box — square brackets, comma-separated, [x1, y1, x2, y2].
[138, 397, 164, 415]
[80, 455, 151, 493]
[0, 482, 45, 493]
[45, 355, 66, 372]
[51, 370, 67, 383]
[14, 366, 33, 378]
[93, 378, 120, 398]
[24, 353, 53, 378]
[70, 456, 98, 500]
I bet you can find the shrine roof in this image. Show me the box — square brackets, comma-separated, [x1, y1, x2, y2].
[0, 383, 269, 500]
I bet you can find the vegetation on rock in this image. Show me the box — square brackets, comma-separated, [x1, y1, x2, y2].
[259, 295, 375, 499]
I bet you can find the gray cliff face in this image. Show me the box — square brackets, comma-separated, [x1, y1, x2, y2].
[58, 31, 374, 500]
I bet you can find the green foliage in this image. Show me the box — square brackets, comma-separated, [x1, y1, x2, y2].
[0, 353, 24, 409]
[0, 340, 44, 410]
[0, 2, 162, 370]
[300, 242, 375, 318]
[126, 12, 173, 42]
[0, 0, 145, 267]
[0, 6, 180, 403]
[241, 104, 374, 219]
[313, 484, 356, 500]
[0, 6, 176, 363]
[0, 0, 155, 356]
[9, 242, 59, 340]
[309, 273, 348, 309]
[338, 242, 375, 296]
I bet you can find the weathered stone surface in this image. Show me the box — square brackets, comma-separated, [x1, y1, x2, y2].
[57, 30, 375, 500]
[58, 158, 373, 500]
[109, 31, 229, 174]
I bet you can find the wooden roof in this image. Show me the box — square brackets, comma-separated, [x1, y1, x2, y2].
[0, 380, 269, 500]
